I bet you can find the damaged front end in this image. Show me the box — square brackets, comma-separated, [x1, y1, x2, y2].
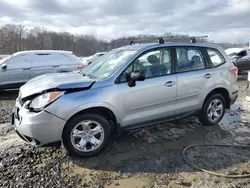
[16, 72, 95, 112]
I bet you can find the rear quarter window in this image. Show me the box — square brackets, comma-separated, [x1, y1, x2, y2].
[206, 48, 225, 67]
[66, 54, 82, 63]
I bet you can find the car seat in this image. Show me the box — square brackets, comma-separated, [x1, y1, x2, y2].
[147, 55, 167, 77]
[191, 55, 202, 69]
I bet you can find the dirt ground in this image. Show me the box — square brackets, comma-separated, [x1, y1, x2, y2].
[1, 78, 250, 188]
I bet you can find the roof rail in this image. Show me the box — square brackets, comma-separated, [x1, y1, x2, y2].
[190, 36, 208, 43]
[158, 37, 165, 44]
[127, 35, 208, 45]
[128, 37, 166, 45]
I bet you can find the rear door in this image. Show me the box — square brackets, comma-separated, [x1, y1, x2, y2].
[30, 53, 57, 78]
[1, 54, 31, 85]
[54, 53, 82, 72]
[175, 46, 215, 115]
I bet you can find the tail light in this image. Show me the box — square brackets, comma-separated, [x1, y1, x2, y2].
[77, 65, 84, 70]
[229, 66, 238, 78]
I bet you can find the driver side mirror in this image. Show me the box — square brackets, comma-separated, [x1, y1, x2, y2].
[128, 71, 145, 87]
[1, 63, 7, 70]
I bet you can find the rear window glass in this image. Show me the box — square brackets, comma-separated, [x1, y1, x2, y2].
[31, 53, 70, 62]
[207, 48, 225, 67]
[176, 47, 205, 72]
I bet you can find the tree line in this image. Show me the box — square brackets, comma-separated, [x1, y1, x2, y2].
[0, 24, 248, 57]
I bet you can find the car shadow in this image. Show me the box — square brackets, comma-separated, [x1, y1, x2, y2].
[70, 114, 250, 175]
[0, 89, 19, 100]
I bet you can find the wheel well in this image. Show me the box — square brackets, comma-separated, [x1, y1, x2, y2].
[64, 107, 117, 134]
[205, 88, 230, 109]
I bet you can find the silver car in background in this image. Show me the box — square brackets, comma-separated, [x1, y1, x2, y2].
[13, 41, 238, 157]
[0, 50, 84, 89]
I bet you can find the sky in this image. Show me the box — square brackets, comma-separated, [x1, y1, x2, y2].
[0, 0, 249, 42]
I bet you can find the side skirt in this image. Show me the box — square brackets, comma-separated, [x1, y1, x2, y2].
[118, 110, 199, 134]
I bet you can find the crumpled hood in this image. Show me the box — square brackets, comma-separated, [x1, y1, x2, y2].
[19, 72, 95, 98]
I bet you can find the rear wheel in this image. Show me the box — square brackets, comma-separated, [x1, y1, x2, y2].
[199, 94, 226, 126]
[62, 113, 111, 157]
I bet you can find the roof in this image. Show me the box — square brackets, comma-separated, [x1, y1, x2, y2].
[13, 50, 72, 56]
[118, 42, 223, 51]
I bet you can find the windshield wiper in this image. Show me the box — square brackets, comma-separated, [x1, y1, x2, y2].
[87, 74, 98, 79]
[82, 73, 98, 79]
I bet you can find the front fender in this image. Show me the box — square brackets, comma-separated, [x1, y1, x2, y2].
[65, 101, 121, 123]
[46, 98, 121, 124]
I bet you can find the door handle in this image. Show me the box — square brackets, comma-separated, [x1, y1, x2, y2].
[53, 65, 59, 67]
[23, 68, 31, 70]
[164, 81, 175, 87]
[204, 73, 212, 79]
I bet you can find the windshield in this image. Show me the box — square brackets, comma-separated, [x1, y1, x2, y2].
[0, 55, 12, 64]
[81, 49, 137, 79]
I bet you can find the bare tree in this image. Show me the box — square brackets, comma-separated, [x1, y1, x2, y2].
[0, 24, 247, 56]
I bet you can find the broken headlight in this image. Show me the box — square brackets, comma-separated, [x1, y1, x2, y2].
[29, 91, 64, 111]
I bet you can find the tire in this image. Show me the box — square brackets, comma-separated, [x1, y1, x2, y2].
[198, 93, 226, 126]
[62, 113, 111, 157]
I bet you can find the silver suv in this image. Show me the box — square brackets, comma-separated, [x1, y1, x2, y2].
[12, 41, 238, 157]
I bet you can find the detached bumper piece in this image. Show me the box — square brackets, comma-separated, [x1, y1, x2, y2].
[15, 129, 41, 146]
[231, 95, 238, 105]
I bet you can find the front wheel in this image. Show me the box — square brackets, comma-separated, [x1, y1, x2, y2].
[62, 113, 111, 157]
[198, 94, 226, 126]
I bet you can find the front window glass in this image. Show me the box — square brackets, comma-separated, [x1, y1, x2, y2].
[0, 55, 12, 64]
[119, 48, 172, 82]
[81, 49, 137, 79]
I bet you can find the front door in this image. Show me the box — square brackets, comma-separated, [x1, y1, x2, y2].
[114, 47, 177, 127]
[1, 55, 31, 86]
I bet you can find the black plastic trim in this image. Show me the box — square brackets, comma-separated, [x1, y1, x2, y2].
[119, 110, 198, 133]
[232, 90, 238, 95]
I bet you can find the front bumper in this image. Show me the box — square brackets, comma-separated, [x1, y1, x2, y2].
[12, 100, 66, 146]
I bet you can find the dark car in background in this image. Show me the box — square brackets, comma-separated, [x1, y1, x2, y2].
[226, 48, 250, 73]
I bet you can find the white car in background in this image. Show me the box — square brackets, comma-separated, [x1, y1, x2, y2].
[0, 50, 84, 89]
[82, 52, 107, 66]
[225, 48, 244, 59]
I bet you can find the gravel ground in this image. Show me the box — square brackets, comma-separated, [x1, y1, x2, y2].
[1, 79, 250, 188]
[0, 90, 17, 124]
